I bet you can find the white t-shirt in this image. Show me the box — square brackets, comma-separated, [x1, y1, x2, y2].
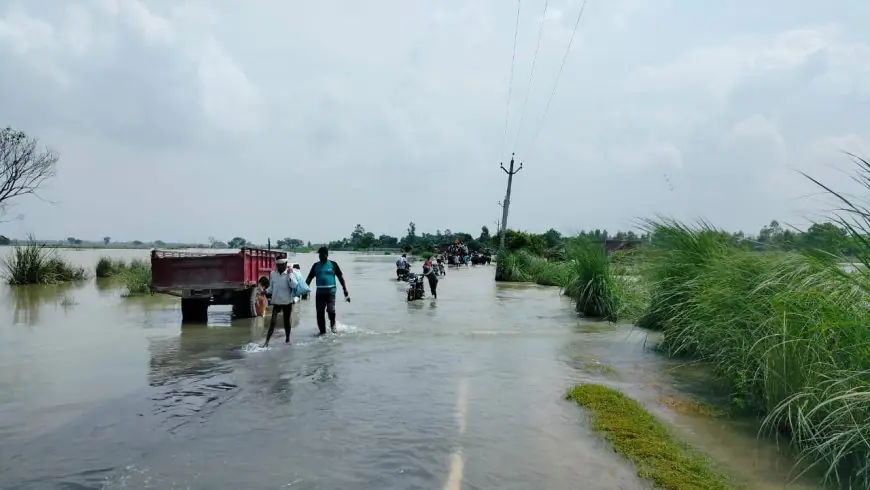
[266, 269, 298, 305]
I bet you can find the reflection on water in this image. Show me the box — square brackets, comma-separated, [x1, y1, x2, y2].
[0, 249, 827, 489]
[3, 282, 77, 326]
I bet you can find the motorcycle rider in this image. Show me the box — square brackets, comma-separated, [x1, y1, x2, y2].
[396, 253, 409, 280]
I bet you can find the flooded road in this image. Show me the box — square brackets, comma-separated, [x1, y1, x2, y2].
[0, 250, 822, 489]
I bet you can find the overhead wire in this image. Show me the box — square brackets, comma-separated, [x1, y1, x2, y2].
[500, 0, 523, 164]
[511, 0, 549, 153]
[524, 0, 589, 156]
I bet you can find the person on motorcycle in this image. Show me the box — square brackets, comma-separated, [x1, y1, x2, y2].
[396, 253, 409, 279]
[422, 255, 438, 299]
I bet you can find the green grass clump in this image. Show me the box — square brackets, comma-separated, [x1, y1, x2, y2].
[637, 218, 870, 486]
[566, 384, 734, 489]
[95, 256, 130, 278]
[3, 239, 89, 285]
[120, 259, 152, 296]
[495, 239, 640, 320]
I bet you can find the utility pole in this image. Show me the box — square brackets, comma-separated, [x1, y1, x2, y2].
[499, 153, 523, 249]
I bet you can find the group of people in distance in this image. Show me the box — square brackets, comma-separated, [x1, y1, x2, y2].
[261, 246, 350, 347]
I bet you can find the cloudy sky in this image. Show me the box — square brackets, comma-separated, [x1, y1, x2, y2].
[1, 0, 869, 244]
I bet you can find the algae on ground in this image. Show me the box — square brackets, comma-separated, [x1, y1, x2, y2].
[566, 384, 735, 490]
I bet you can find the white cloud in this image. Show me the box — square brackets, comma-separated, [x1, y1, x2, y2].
[0, 0, 869, 242]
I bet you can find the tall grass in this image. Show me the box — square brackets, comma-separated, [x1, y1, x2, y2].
[3, 239, 88, 285]
[119, 259, 152, 296]
[638, 218, 870, 486]
[95, 256, 129, 278]
[495, 239, 639, 320]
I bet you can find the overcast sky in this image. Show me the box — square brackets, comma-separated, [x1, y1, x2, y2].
[1, 0, 869, 243]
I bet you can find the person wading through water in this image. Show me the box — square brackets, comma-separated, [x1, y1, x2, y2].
[422, 255, 438, 299]
[305, 246, 350, 335]
[263, 258, 297, 347]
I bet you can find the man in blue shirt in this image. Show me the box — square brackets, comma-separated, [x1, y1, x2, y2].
[305, 246, 350, 335]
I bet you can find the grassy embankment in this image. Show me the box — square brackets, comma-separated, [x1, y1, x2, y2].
[95, 257, 152, 296]
[639, 217, 870, 486]
[2, 240, 89, 285]
[501, 158, 870, 486]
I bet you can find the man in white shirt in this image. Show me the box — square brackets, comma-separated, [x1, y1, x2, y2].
[263, 258, 298, 346]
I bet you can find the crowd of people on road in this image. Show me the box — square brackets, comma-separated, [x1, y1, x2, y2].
[262, 241, 492, 346]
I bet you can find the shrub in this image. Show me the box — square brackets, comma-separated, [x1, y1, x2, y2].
[120, 259, 152, 296]
[3, 239, 88, 285]
[95, 256, 128, 278]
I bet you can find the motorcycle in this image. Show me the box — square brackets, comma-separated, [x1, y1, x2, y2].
[406, 272, 426, 301]
[397, 266, 410, 281]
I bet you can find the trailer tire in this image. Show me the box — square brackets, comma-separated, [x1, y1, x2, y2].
[232, 287, 266, 319]
[181, 298, 209, 323]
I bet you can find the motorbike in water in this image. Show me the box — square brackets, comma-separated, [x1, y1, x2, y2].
[397, 266, 410, 282]
[406, 272, 426, 301]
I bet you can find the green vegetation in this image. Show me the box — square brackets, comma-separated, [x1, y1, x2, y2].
[2, 239, 88, 285]
[566, 384, 734, 490]
[119, 259, 152, 296]
[495, 236, 641, 321]
[95, 256, 131, 278]
[636, 219, 870, 485]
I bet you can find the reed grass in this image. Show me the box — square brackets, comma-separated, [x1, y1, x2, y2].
[119, 259, 152, 296]
[637, 218, 870, 486]
[95, 256, 129, 278]
[495, 238, 640, 320]
[3, 238, 88, 285]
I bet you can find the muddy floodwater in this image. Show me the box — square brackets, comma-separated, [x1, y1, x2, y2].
[0, 249, 823, 489]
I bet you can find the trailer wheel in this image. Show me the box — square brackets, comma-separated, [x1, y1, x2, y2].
[252, 287, 267, 317]
[181, 298, 209, 323]
[232, 287, 266, 319]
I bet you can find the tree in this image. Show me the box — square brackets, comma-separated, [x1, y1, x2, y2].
[0, 127, 58, 220]
[277, 237, 304, 249]
[378, 234, 399, 248]
[542, 228, 562, 248]
[67, 237, 77, 245]
[350, 224, 366, 246]
[478, 226, 490, 243]
[360, 231, 377, 249]
[132, 240, 143, 246]
[405, 221, 417, 245]
[0, 235, 9, 246]
[228, 237, 247, 248]
[103, 236, 111, 245]
[154, 240, 166, 247]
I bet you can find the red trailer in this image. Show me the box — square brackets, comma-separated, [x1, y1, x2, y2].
[150, 247, 287, 322]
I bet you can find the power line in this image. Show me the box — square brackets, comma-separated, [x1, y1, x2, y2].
[512, 0, 549, 153]
[500, 0, 522, 163]
[525, 0, 588, 156]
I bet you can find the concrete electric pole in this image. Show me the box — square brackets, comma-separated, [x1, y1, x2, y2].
[498, 153, 523, 250]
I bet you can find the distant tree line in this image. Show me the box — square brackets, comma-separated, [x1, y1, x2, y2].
[0, 219, 855, 258]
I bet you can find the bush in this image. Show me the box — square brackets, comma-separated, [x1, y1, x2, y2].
[120, 259, 152, 296]
[95, 256, 129, 278]
[3, 239, 88, 285]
